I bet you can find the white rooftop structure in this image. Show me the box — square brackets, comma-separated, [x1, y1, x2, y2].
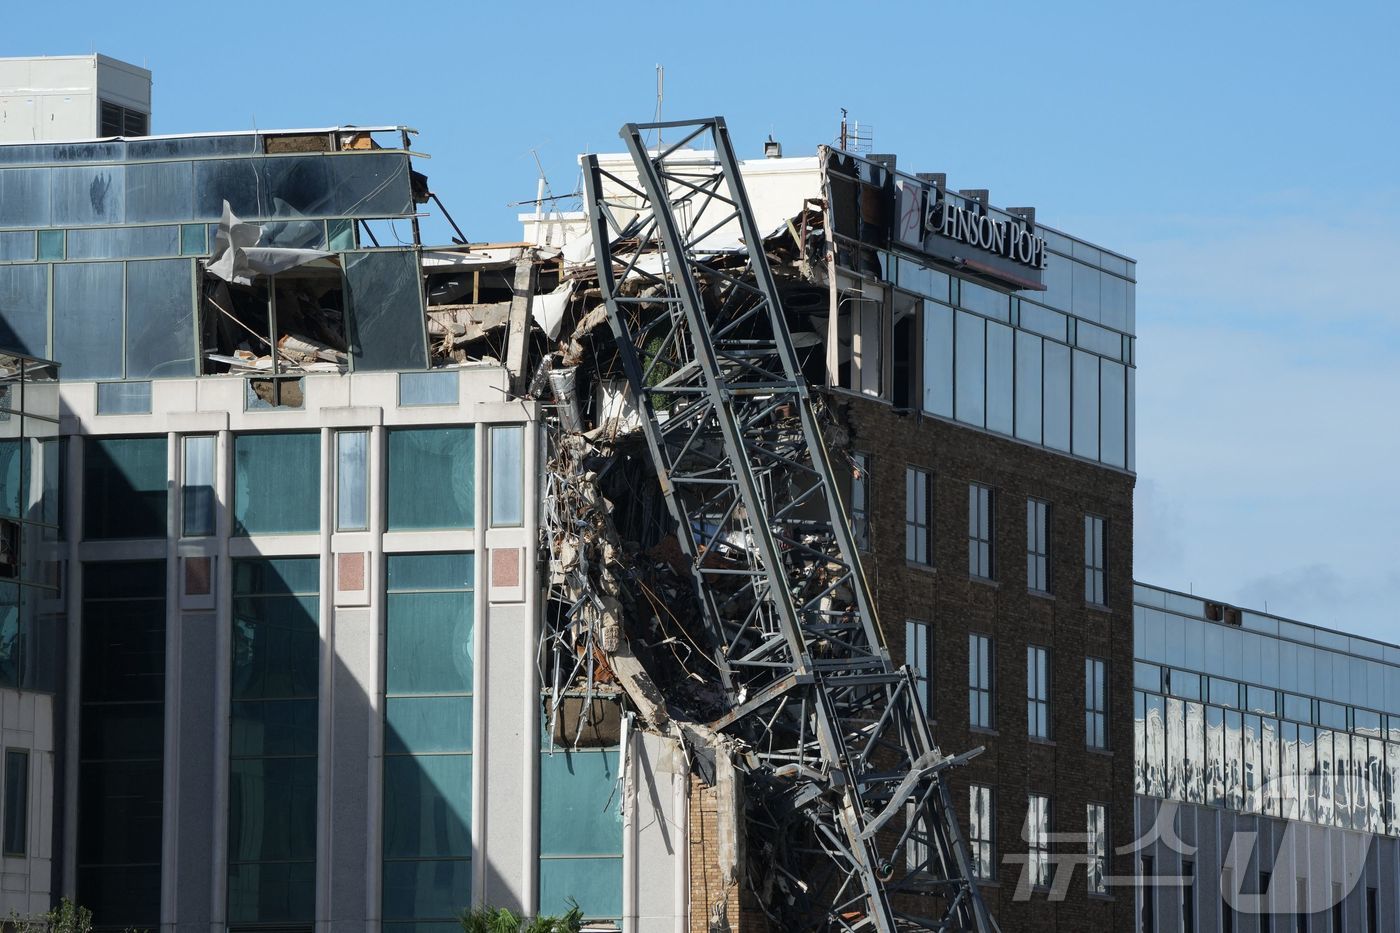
[0, 53, 151, 143]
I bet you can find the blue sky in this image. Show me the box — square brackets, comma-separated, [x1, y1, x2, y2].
[6, 0, 1398, 639]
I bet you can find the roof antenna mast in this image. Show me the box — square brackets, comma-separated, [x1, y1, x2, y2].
[654, 64, 664, 147]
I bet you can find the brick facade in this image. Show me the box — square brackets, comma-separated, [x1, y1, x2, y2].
[834, 392, 1137, 933]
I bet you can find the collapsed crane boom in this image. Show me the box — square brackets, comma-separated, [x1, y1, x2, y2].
[582, 117, 997, 932]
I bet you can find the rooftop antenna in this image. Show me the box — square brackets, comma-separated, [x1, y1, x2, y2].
[837, 108, 873, 153]
[654, 64, 664, 148]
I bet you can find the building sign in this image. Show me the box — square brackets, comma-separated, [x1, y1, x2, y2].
[893, 176, 1047, 291]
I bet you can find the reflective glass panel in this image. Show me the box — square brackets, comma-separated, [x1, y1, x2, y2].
[1014, 330, 1042, 443]
[954, 311, 984, 427]
[489, 425, 524, 528]
[232, 433, 320, 535]
[83, 437, 167, 540]
[399, 370, 458, 407]
[54, 262, 123, 380]
[1042, 341, 1070, 452]
[0, 264, 50, 357]
[386, 428, 474, 531]
[182, 435, 216, 537]
[1071, 349, 1099, 460]
[125, 259, 197, 378]
[343, 250, 428, 371]
[384, 551, 474, 922]
[335, 431, 368, 532]
[922, 301, 953, 417]
[1100, 359, 1126, 468]
[52, 164, 125, 225]
[985, 321, 1013, 436]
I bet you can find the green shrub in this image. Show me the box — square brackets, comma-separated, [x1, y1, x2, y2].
[458, 900, 583, 933]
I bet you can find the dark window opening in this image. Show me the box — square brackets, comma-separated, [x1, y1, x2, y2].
[1222, 867, 1235, 933]
[1182, 860, 1194, 933]
[201, 269, 348, 377]
[3, 749, 27, 855]
[1140, 855, 1154, 933]
[891, 291, 919, 409]
[1261, 871, 1273, 933]
[835, 284, 886, 397]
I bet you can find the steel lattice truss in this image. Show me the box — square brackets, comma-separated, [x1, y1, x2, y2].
[582, 118, 999, 932]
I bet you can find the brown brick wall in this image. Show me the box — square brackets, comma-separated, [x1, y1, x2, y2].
[835, 393, 1137, 933]
[688, 774, 769, 933]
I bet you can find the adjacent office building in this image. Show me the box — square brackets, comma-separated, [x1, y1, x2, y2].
[1133, 583, 1400, 932]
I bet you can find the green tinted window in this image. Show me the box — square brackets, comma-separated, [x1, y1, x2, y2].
[83, 437, 167, 540]
[233, 433, 320, 535]
[228, 557, 319, 926]
[538, 748, 623, 919]
[386, 429, 473, 530]
[383, 553, 474, 926]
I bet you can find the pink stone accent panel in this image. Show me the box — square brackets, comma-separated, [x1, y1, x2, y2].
[491, 548, 520, 588]
[184, 556, 212, 597]
[337, 552, 365, 592]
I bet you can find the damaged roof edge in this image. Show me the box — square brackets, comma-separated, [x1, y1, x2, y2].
[0, 125, 418, 147]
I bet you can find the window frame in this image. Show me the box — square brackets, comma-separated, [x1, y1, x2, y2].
[906, 619, 934, 718]
[969, 633, 994, 730]
[968, 482, 995, 580]
[1086, 657, 1109, 750]
[1026, 497, 1051, 594]
[1084, 513, 1107, 606]
[850, 452, 871, 552]
[1086, 801, 1108, 896]
[969, 783, 995, 881]
[1025, 793, 1051, 890]
[334, 429, 370, 533]
[488, 424, 526, 528]
[905, 466, 933, 566]
[181, 434, 217, 538]
[891, 288, 922, 409]
[1027, 645, 1051, 740]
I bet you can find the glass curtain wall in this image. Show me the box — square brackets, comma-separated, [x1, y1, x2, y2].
[382, 552, 475, 932]
[77, 560, 166, 929]
[0, 355, 62, 691]
[228, 558, 320, 930]
[538, 741, 623, 920]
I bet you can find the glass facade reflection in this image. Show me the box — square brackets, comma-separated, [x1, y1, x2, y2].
[0, 353, 61, 692]
[1135, 582, 1400, 838]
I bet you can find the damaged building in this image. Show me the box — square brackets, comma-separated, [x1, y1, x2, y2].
[0, 51, 1113, 933]
[9, 48, 1393, 933]
[523, 127, 1136, 932]
[0, 52, 652, 933]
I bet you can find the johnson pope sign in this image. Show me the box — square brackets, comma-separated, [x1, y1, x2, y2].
[893, 176, 1048, 291]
